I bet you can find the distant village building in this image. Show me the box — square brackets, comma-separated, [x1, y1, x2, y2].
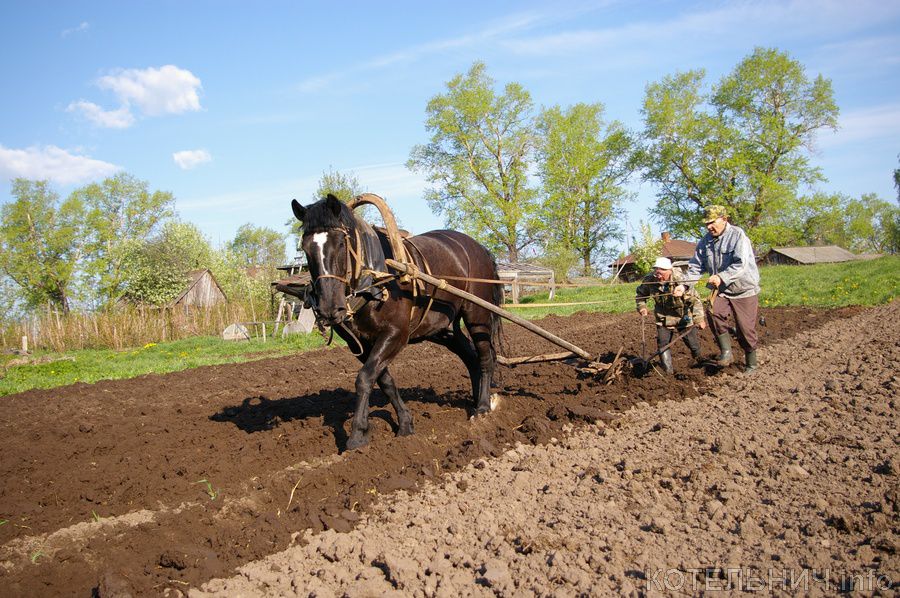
[609, 232, 697, 282]
[496, 262, 555, 303]
[763, 245, 861, 266]
[170, 269, 227, 309]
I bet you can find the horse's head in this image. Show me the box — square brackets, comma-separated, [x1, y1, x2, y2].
[291, 194, 356, 324]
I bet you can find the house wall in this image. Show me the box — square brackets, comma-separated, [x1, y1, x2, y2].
[179, 274, 226, 307]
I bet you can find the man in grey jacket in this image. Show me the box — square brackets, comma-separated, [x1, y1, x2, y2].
[681, 205, 760, 373]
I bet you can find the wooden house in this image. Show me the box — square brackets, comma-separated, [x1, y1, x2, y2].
[170, 269, 227, 308]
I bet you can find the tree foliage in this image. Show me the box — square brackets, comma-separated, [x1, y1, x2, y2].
[536, 102, 635, 277]
[73, 173, 176, 307]
[764, 192, 900, 253]
[628, 221, 665, 277]
[0, 179, 86, 312]
[639, 47, 839, 242]
[287, 167, 367, 246]
[408, 62, 539, 262]
[228, 224, 286, 268]
[121, 221, 217, 306]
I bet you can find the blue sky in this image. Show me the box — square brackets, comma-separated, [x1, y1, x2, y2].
[1, 0, 899, 256]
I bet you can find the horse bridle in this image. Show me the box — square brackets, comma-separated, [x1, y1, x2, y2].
[305, 225, 378, 321]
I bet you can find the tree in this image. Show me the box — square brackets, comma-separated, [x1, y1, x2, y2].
[73, 173, 176, 307]
[0, 179, 86, 312]
[639, 47, 839, 242]
[286, 167, 367, 246]
[536, 102, 635, 277]
[121, 221, 216, 305]
[228, 224, 286, 268]
[408, 62, 539, 261]
[765, 191, 900, 253]
[628, 222, 666, 277]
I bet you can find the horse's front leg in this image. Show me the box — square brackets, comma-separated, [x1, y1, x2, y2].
[346, 332, 407, 451]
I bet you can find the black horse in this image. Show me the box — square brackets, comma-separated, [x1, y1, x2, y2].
[291, 194, 502, 450]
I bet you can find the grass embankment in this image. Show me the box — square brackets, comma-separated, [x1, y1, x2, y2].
[1, 256, 896, 396]
[511, 255, 898, 319]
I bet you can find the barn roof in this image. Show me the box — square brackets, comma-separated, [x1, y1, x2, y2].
[769, 246, 858, 264]
[496, 262, 554, 277]
[610, 238, 698, 267]
[170, 269, 227, 306]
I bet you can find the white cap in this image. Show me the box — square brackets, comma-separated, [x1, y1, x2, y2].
[653, 257, 672, 270]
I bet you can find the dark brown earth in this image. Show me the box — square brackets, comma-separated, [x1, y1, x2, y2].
[0, 307, 857, 596]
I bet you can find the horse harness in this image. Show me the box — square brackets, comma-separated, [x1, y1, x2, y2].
[305, 224, 441, 339]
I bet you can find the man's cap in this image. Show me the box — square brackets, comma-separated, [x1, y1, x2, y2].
[653, 257, 673, 270]
[704, 204, 728, 224]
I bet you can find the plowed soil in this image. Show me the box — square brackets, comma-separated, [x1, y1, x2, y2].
[0, 307, 862, 595]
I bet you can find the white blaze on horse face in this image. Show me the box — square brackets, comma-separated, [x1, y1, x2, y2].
[312, 232, 329, 276]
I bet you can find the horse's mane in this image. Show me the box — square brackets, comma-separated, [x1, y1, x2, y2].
[303, 196, 387, 291]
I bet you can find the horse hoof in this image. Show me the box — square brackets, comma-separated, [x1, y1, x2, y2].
[346, 434, 369, 451]
[397, 423, 415, 437]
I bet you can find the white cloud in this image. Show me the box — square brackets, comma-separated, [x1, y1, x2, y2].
[61, 22, 89, 37]
[0, 144, 119, 185]
[97, 65, 202, 116]
[173, 149, 212, 170]
[501, 0, 900, 60]
[817, 103, 900, 148]
[293, 8, 572, 93]
[66, 100, 135, 129]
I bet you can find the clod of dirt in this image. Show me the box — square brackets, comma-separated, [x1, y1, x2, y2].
[96, 570, 134, 598]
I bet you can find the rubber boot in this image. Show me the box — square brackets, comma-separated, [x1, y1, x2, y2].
[690, 347, 703, 367]
[659, 349, 674, 374]
[744, 350, 758, 374]
[715, 333, 733, 366]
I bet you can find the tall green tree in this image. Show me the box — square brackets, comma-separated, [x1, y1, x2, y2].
[228, 224, 286, 267]
[286, 167, 366, 245]
[536, 102, 635, 277]
[639, 47, 839, 241]
[408, 62, 539, 262]
[73, 173, 176, 306]
[0, 179, 86, 312]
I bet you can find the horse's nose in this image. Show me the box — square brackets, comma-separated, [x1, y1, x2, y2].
[326, 306, 348, 324]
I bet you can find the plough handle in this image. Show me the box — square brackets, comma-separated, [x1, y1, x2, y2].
[385, 258, 594, 361]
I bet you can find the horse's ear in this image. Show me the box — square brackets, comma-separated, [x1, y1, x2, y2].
[291, 199, 306, 222]
[325, 194, 342, 217]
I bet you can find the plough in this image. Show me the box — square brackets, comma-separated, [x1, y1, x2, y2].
[333, 194, 630, 381]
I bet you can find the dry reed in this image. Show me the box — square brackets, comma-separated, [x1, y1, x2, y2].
[0, 300, 274, 352]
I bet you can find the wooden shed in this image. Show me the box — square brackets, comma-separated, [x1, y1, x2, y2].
[170, 269, 227, 308]
[763, 246, 858, 266]
[609, 232, 697, 282]
[497, 262, 555, 303]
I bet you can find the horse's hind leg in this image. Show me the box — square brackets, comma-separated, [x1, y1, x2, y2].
[459, 310, 496, 415]
[378, 368, 413, 436]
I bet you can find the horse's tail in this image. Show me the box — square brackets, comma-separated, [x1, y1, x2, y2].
[490, 259, 505, 363]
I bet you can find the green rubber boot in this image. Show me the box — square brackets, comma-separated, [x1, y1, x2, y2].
[744, 350, 758, 374]
[715, 333, 733, 366]
[660, 349, 674, 374]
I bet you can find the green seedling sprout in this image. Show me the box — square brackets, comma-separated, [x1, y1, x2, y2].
[30, 545, 45, 564]
[92, 510, 101, 523]
[195, 479, 218, 500]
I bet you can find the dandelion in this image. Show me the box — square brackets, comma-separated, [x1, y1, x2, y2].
[143, 342, 157, 350]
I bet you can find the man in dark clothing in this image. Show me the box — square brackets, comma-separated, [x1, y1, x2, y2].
[683, 205, 760, 373]
[635, 257, 706, 374]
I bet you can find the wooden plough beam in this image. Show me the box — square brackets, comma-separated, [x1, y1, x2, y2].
[346, 193, 623, 381]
